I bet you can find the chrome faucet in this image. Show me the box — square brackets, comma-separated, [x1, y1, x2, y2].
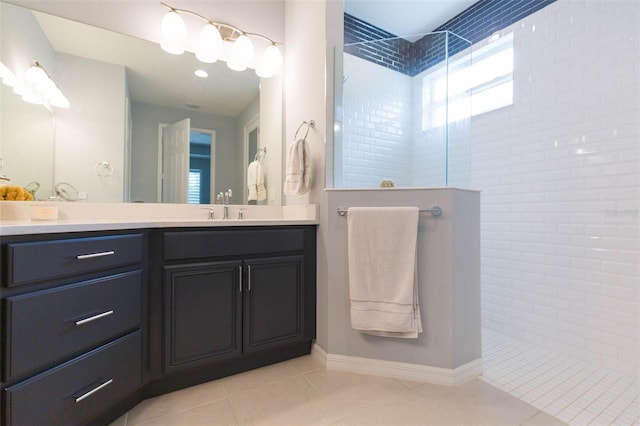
[223, 189, 232, 219]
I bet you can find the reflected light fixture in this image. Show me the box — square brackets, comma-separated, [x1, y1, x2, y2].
[160, 9, 187, 54]
[4, 59, 69, 109]
[160, 2, 283, 77]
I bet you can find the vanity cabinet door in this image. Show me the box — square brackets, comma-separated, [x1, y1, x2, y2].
[163, 261, 243, 374]
[243, 256, 305, 353]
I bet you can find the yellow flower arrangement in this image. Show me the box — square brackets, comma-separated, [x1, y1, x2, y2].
[0, 185, 35, 201]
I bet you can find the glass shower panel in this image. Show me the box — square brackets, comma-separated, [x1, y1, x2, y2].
[444, 32, 472, 188]
[333, 31, 472, 189]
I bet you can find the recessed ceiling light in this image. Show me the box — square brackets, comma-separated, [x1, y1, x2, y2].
[194, 69, 208, 78]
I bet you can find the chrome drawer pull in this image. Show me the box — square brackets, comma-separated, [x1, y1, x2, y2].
[76, 250, 115, 260]
[239, 266, 243, 293]
[75, 379, 113, 403]
[248, 265, 252, 291]
[75, 310, 114, 326]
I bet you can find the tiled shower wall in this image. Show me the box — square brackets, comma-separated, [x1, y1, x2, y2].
[341, 51, 470, 188]
[340, 54, 413, 188]
[475, 0, 639, 376]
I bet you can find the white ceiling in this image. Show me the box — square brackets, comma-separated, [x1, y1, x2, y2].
[344, 0, 478, 40]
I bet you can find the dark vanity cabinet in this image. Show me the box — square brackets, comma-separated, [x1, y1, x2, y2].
[0, 224, 316, 425]
[0, 232, 145, 426]
[160, 227, 315, 378]
[163, 260, 243, 371]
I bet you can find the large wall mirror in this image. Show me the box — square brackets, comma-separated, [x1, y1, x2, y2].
[0, 1, 284, 205]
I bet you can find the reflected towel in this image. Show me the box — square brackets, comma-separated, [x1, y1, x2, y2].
[347, 207, 423, 338]
[283, 139, 311, 196]
[247, 160, 267, 202]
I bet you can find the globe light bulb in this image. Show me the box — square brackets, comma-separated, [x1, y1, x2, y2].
[196, 23, 222, 63]
[160, 10, 187, 55]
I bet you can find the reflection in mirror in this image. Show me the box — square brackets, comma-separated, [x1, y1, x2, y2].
[0, 1, 283, 205]
[0, 83, 55, 198]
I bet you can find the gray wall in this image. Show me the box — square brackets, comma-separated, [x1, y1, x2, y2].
[321, 188, 481, 369]
[130, 102, 240, 203]
[55, 53, 127, 203]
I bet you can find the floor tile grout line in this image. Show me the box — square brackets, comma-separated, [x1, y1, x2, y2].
[611, 385, 640, 425]
[518, 360, 590, 405]
[580, 375, 631, 424]
[482, 330, 640, 426]
[127, 395, 231, 426]
[533, 362, 609, 421]
[503, 351, 569, 389]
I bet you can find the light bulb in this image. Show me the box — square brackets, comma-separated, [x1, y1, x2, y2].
[227, 34, 253, 71]
[21, 87, 43, 105]
[24, 64, 48, 93]
[160, 10, 187, 55]
[196, 23, 222, 63]
[50, 87, 70, 108]
[256, 44, 283, 78]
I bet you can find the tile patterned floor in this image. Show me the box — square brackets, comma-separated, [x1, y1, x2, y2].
[111, 331, 639, 425]
[111, 354, 561, 425]
[481, 329, 640, 426]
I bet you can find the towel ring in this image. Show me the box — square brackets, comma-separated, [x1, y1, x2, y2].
[294, 120, 315, 141]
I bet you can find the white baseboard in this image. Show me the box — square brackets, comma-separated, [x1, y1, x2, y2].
[311, 343, 481, 386]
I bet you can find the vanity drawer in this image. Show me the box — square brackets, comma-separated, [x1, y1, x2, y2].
[164, 228, 305, 260]
[3, 270, 142, 381]
[4, 331, 141, 426]
[6, 233, 144, 287]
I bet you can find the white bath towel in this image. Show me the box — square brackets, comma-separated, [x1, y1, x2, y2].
[347, 206, 423, 338]
[283, 138, 311, 196]
[247, 160, 267, 201]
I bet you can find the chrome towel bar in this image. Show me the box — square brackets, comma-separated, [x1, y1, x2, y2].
[336, 206, 442, 217]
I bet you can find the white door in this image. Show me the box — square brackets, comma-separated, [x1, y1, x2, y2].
[161, 118, 190, 203]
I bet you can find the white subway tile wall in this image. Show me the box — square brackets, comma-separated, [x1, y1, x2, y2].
[475, 0, 639, 377]
[341, 54, 468, 188]
[341, 54, 413, 188]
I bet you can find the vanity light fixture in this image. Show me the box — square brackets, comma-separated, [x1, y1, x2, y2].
[8, 59, 69, 109]
[160, 2, 283, 78]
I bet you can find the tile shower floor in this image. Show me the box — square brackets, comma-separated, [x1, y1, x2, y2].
[110, 332, 639, 426]
[481, 329, 639, 426]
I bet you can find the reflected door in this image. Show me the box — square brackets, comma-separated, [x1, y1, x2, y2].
[162, 118, 191, 203]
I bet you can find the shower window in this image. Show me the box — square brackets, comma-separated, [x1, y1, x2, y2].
[421, 32, 514, 131]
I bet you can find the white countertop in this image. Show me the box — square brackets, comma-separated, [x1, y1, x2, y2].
[0, 202, 318, 236]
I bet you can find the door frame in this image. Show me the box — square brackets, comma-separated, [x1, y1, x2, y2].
[157, 124, 216, 203]
[243, 115, 260, 203]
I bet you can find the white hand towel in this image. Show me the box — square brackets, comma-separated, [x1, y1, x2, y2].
[247, 160, 258, 201]
[347, 207, 423, 338]
[247, 160, 267, 202]
[283, 139, 311, 196]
